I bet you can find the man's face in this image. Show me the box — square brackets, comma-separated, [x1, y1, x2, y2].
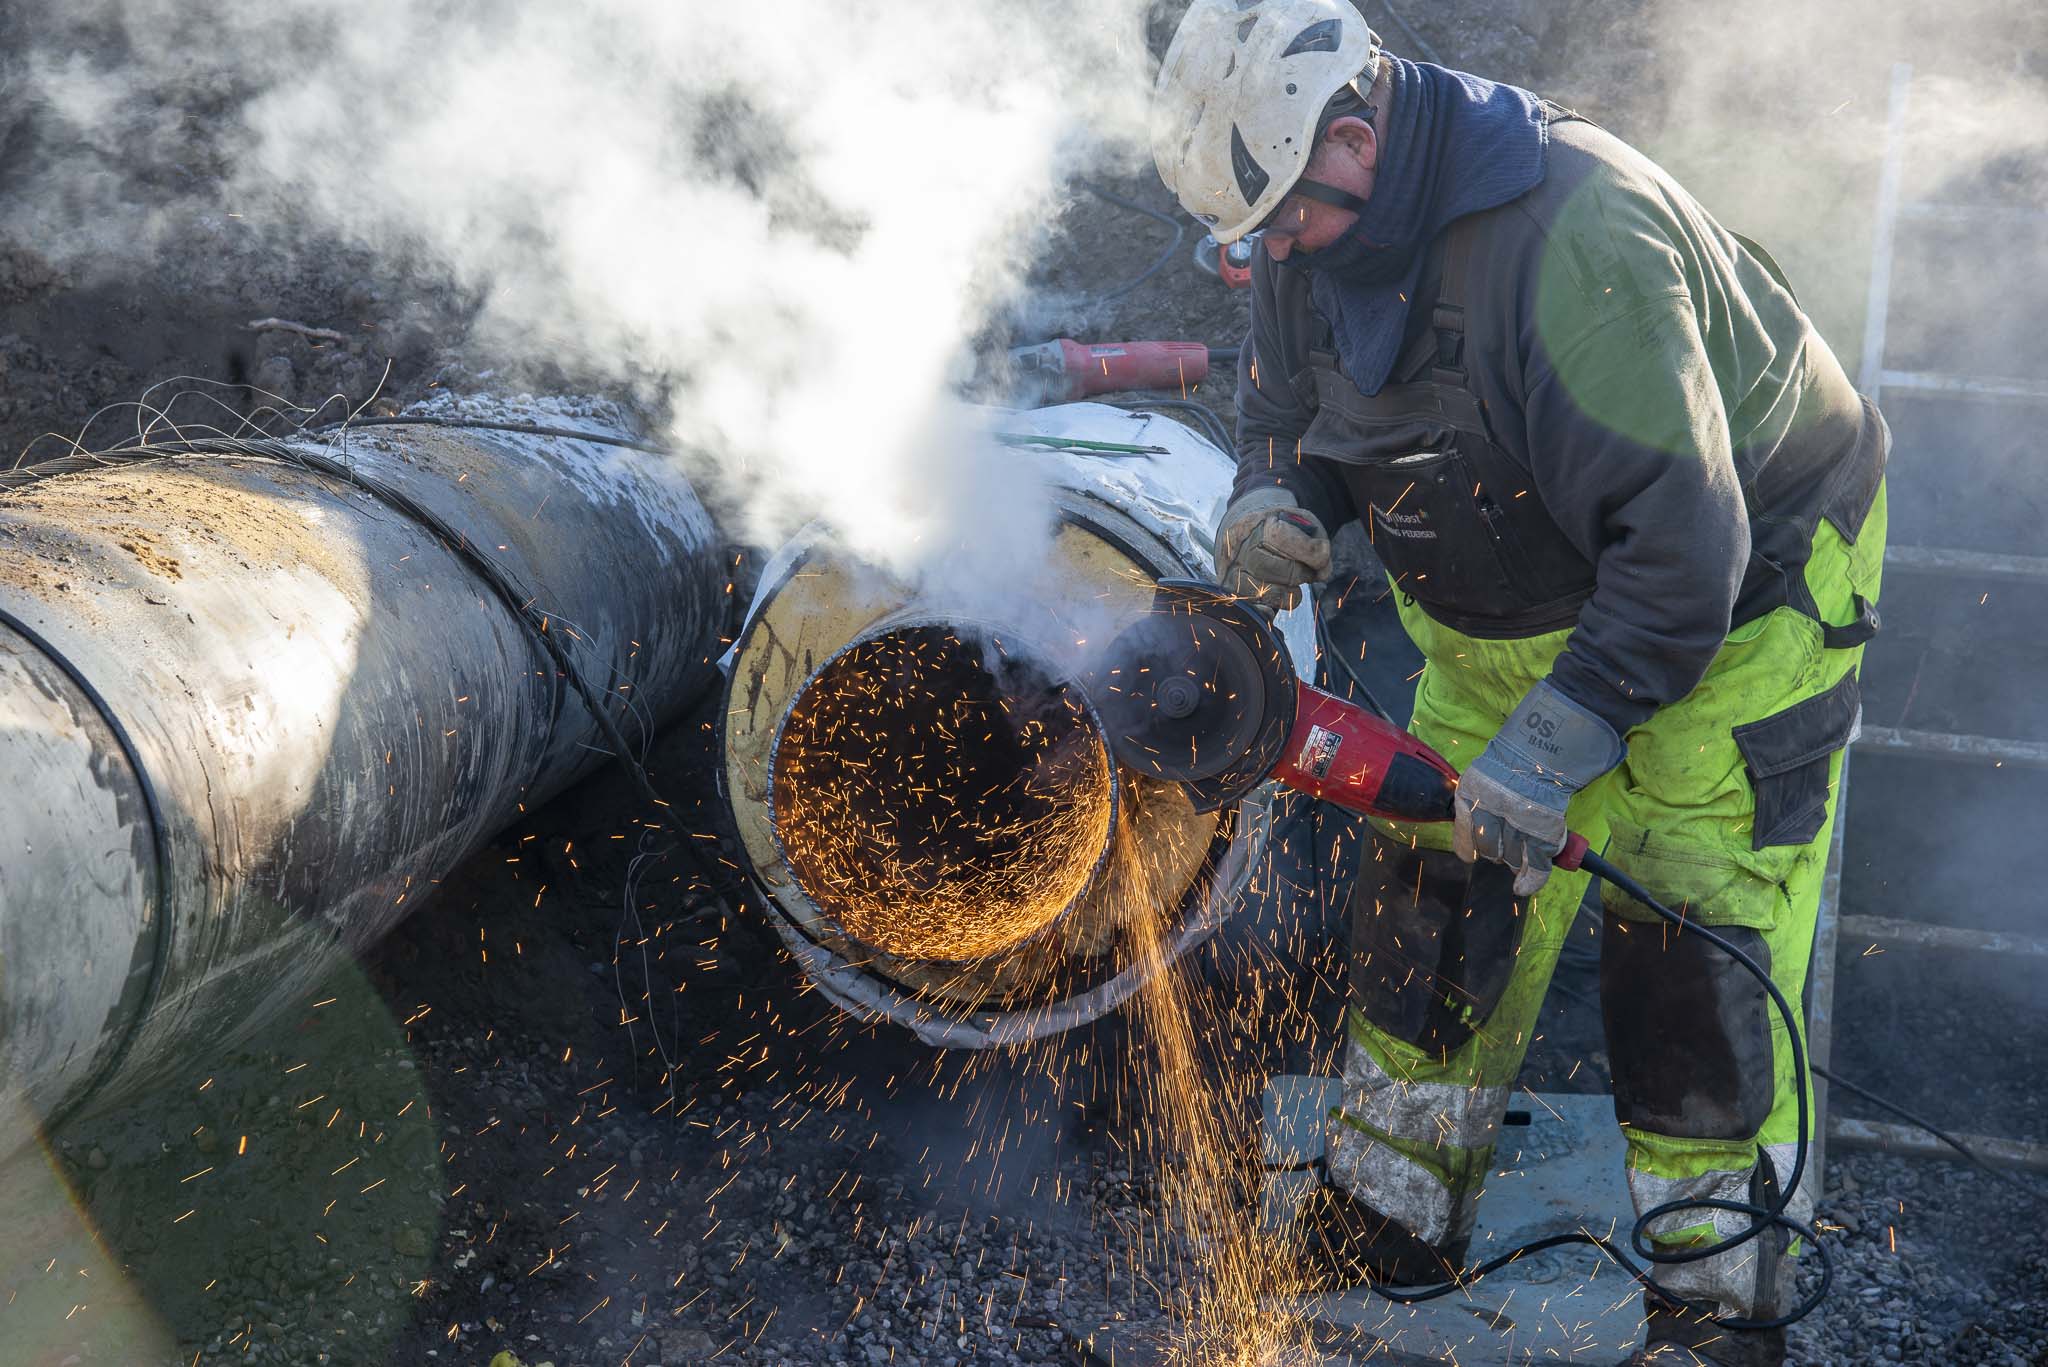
[1257, 195, 1355, 261]
[1257, 115, 1378, 262]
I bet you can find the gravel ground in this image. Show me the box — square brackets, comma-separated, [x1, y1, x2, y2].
[5, 2, 2047, 1365]
[1796, 1152, 2048, 1367]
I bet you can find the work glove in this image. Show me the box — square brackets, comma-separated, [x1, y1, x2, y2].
[1455, 679, 1624, 897]
[1213, 486, 1332, 614]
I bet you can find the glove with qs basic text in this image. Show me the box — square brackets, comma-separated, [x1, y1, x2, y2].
[1213, 487, 1332, 613]
[1455, 679, 1625, 896]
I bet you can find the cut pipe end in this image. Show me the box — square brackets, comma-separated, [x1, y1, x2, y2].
[768, 622, 1117, 963]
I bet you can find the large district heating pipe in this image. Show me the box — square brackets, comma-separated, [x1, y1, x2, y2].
[0, 402, 724, 1161]
[723, 403, 1314, 1047]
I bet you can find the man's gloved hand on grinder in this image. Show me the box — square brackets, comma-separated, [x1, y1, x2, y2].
[1213, 487, 1332, 613]
[1455, 679, 1624, 896]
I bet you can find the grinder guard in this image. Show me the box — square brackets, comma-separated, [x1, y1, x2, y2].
[1090, 579, 1298, 812]
[1091, 579, 1461, 823]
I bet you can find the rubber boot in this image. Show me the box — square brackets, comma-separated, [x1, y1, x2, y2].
[1291, 1183, 1468, 1294]
[1625, 1152, 1797, 1364]
[1623, 1290, 1786, 1366]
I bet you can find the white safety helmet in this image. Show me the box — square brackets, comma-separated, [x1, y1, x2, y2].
[1151, 0, 1382, 243]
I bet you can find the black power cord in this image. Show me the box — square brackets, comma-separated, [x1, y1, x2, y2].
[1310, 586, 1397, 724]
[1075, 181, 1187, 307]
[1366, 849, 1830, 1331]
[1105, 396, 1232, 453]
[1812, 1063, 2048, 1205]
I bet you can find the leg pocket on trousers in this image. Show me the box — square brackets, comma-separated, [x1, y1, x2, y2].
[1350, 840, 1524, 1056]
[1601, 915, 1776, 1139]
[1731, 668, 1861, 851]
[1594, 819, 1787, 1140]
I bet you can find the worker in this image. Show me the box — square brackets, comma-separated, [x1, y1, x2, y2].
[1151, 3, 1888, 1363]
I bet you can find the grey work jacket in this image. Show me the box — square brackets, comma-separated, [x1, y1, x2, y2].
[1234, 117, 1884, 733]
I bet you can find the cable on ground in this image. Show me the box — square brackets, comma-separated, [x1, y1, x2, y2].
[1370, 0, 1443, 66]
[1813, 1063, 2048, 1204]
[1074, 181, 1187, 308]
[1310, 588, 1397, 723]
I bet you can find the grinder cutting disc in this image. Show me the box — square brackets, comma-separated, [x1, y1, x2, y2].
[1088, 579, 1299, 812]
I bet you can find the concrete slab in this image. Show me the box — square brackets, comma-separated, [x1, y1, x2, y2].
[1263, 1073, 1340, 1167]
[1066, 1080, 1651, 1365]
[1065, 1312, 1485, 1364]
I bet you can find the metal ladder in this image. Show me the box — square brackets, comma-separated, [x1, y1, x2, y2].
[1809, 62, 2048, 1179]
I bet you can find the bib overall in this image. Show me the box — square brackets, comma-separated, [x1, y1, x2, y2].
[1307, 213, 1887, 1320]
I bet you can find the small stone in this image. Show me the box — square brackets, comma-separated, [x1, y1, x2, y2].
[252, 354, 295, 398]
[661, 1327, 717, 1357]
[391, 1225, 432, 1258]
[85, 1147, 109, 1170]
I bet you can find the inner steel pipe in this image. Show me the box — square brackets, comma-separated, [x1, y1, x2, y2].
[769, 618, 1119, 963]
[0, 401, 723, 1162]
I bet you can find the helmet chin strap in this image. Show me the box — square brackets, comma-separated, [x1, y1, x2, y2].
[1289, 176, 1371, 216]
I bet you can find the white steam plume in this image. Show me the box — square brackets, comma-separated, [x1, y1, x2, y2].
[7, 0, 1161, 572]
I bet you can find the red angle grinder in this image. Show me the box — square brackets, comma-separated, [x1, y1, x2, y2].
[1088, 580, 1590, 872]
[1005, 339, 1219, 402]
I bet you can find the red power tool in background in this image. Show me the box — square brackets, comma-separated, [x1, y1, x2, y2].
[1086, 580, 1591, 872]
[1004, 338, 1224, 403]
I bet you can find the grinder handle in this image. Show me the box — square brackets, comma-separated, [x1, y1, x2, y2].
[1279, 680, 1593, 871]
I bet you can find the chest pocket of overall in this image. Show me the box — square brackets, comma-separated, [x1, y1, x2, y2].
[1300, 365, 1557, 625]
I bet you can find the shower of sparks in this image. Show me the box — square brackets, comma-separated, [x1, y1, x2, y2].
[760, 611, 1332, 1363]
[700, 592, 1346, 1363]
[1100, 818, 1319, 1366]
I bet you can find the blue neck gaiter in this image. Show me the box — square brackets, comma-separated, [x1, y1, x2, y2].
[1297, 56, 1550, 394]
